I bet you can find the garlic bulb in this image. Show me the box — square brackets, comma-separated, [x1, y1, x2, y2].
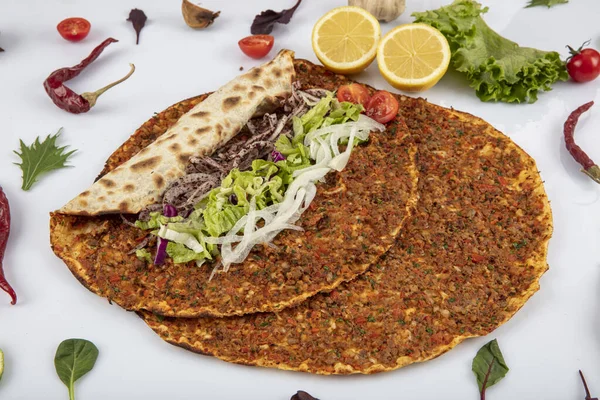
[348, 0, 405, 22]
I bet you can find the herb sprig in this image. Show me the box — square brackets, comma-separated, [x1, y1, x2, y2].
[13, 129, 77, 191]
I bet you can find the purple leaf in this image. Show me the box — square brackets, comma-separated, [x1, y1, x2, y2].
[127, 9, 147, 45]
[251, 0, 302, 35]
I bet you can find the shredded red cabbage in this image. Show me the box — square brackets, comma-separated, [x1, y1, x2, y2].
[154, 204, 178, 265]
[271, 150, 285, 162]
[163, 204, 178, 217]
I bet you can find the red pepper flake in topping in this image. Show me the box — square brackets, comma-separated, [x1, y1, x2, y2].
[471, 253, 485, 263]
[564, 101, 600, 184]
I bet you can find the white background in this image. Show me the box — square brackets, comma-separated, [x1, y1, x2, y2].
[0, 0, 599, 399]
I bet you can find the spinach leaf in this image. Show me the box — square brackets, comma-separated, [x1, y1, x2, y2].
[472, 339, 509, 400]
[54, 339, 99, 400]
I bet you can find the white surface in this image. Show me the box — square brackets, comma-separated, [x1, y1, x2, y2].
[0, 0, 599, 399]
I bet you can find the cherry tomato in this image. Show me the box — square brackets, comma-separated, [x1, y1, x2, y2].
[337, 83, 371, 107]
[57, 18, 91, 42]
[238, 35, 275, 59]
[567, 43, 600, 83]
[365, 91, 399, 124]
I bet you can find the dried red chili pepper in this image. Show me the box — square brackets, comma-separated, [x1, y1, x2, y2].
[43, 38, 135, 114]
[564, 101, 600, 184]
[579, 370, 598, 400]
[0, 186, 17, 305]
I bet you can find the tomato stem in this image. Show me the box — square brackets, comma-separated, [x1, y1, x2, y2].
[566, 39, 591, 60]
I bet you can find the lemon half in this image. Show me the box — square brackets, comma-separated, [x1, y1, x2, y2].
[312, 6, 381, 74]
[377, 23, 451, 92]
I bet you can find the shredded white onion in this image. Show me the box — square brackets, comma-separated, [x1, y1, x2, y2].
[157, 226, 204, 253]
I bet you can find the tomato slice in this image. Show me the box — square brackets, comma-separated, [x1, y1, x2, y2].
[337, 83, 371, 107]
[238, 35, 275, 59]
[365, 91, 399, 124]
[57, 18, 91, 42]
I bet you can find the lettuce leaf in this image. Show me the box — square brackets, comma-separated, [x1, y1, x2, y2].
[413, 0, 568, 103]
[300, 92, 334, 132]
[202, 159, 293, 237]
[135, 212, 183, 230]
[135, 248, 153, 263]
[166, 242, 208, 264]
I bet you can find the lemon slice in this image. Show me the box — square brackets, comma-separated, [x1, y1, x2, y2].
[377, 23, 451, 92]
[312, 6, 381, 74]
[0, 348, 4, 382]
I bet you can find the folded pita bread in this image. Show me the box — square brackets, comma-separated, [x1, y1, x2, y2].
[59, 50, 296, 216]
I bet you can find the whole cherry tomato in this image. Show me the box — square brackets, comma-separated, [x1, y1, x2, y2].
[566, 41, 600, 83]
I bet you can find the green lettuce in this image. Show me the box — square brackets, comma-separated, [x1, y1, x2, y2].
[413, 0, 568, 103]
[135, 212, 183, 230]
[202, 159, 292, 237]
[166, 242, 209, 264]
[135, 248, 153, 263]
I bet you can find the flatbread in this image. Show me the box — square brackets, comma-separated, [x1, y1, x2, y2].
[49, 61, 420, 318]
[140, 60, 552, 374]
[59, 50, 296, 216]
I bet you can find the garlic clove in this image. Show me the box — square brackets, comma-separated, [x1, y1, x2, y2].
[182, 0, 220, 29]
[348, 0, 405, 23]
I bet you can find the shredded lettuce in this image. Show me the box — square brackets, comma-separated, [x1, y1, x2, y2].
[166, 242, 209, 264]
[300, 92, 335, 133]
[135, 212, 183, 230]
[413, 0, 568, 103]
[135, 248, 153, 263]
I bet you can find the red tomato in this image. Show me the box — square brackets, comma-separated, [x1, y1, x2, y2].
[57, 18, 91, 42]
[567, 45, 600, 83]
[238, 35, 274, 59]
[337, 83, 371, 107]
[365, 91, 399, 124]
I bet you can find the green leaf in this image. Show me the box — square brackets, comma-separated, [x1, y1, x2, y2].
[135, 248, 153, 263]
[472, 339, 509, 397]
[54, 339, 99, 400]
[13, 129, 77, 191]
[413, 0, 569, 104]
[525, 0, 568, 8]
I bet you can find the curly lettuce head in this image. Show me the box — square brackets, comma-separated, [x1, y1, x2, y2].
[413, 0, 568, 103]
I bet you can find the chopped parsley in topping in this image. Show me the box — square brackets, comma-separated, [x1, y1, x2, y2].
[513, 239, 528, 249]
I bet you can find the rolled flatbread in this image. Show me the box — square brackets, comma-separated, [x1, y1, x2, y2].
[59, 50, 296, 216]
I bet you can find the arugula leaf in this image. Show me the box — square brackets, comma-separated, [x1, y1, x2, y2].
[54, 339, 99, 400]
[413, 0, 569, 103]
[472, 339, 509, 399]
[13, 129, 77, 191]
[525, 0, 568, 8]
